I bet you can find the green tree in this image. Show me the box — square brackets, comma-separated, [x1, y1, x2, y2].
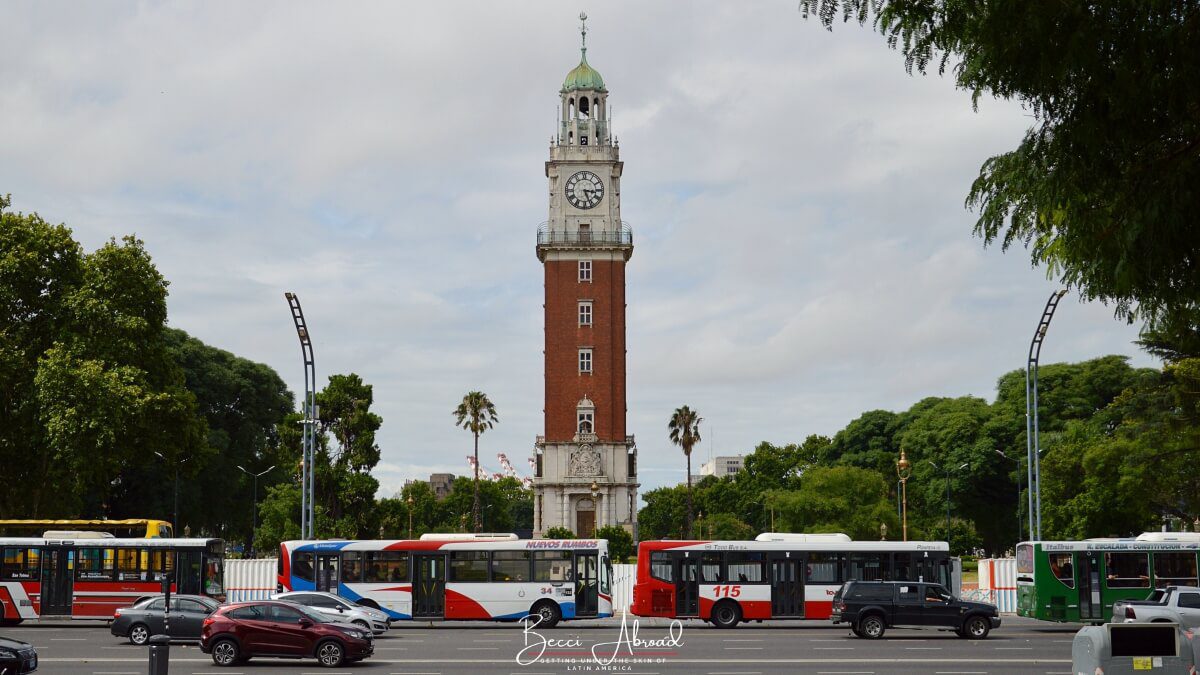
[801, 1, 1200, 325]
[637, 485, 689, 540]
[453, 391, 498, 533]
[694, 513, 755, 541]
[543, 526, 576, 539]
[667, 405, 702, 538]
[0, 197, 207, 520]
[595, 525, 634, 562]
[765, 465, 899, 542]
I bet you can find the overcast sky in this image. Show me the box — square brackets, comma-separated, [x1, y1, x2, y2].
[1, 2, 1157, 500]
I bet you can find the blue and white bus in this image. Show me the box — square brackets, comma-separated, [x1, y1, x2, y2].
[278, 534, 612, 627]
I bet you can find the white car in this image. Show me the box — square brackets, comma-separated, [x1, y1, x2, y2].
[273, 591, 391, 634]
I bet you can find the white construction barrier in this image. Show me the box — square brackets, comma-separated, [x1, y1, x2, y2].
[225, 558, 277, 602]
[612, 563, 636, 614]
[975, 557, 1017, 613]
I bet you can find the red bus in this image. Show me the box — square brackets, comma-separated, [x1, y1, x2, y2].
[631, 533, 952, 628]
[0, 536, 224, 625]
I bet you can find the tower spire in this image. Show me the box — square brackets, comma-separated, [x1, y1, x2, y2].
[579, 12, 588, 61]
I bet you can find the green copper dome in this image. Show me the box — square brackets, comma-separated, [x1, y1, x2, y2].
[562, 53, 606, 92]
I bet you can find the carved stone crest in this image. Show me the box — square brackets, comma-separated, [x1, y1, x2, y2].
[568, 444, 602, 476]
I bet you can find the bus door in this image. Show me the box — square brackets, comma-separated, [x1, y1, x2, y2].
[574, 552, 599, 617]
[1077, 551, 1102, 621]
[769, 553, 804, 617]
[675, 553, 700, 617]
[315, 554, 340, 593]
[177, 549, 203, 595]
[40, 546, 74, 616]
[412, 554, 446, 618]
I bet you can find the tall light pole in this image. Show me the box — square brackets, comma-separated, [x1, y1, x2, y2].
[406, 494, 415, 540]
[994, 450, 1023, 546]
[896, 450, 912, 541]
[285, 292, 317, 540]
[928, 461, 969, 547]
[1026, 289, 1068, 541]
[237, 464, 275, 556]
[154, 451, 191, 530]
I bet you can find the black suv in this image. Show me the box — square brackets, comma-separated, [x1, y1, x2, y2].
[831, 580, 1000, 639]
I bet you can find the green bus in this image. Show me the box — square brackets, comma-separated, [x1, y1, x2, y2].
[1016, 532, 1200, 623]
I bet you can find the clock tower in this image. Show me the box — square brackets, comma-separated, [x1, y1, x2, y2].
[533, 14, 638, 538]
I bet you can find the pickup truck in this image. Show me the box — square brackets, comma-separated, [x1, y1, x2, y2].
[1112, 585, 1200, 628]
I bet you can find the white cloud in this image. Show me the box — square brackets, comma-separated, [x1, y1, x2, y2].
[0, 1, 1155, 504]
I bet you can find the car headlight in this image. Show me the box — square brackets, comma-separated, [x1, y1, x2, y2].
[344, 630, 363, 639]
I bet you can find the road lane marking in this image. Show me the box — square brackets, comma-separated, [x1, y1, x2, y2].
[905, 647, 942, 650]
[995, 647, 1033, 650]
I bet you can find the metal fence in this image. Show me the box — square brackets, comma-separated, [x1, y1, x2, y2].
[969, 558, 1017, 613]
[225, 558, 276, 603]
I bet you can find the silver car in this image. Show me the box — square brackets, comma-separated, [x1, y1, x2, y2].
[272, 591, 390, 634]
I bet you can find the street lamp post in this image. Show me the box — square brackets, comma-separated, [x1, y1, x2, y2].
[1026, 290, 1067, 541]
[590, 481, 600, 538]
[406, 494, 415, 540]
[285, 292, 317, 540]
[154, 451, 191, 530]
[928, 461, 969, 547]
[896, 450, 912, 541]
[237, 464, 275, 557]
[994, 450, 1023, 546]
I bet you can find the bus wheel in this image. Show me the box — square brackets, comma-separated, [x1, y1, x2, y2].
[711, 601, 741, 629]
[530, 600, 561, 629]
[858, 614, 885, 639]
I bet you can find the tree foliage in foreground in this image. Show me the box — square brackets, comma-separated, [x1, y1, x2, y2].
[801, 1, 1200, 324]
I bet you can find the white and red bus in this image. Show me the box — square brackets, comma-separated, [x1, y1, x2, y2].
[631, 533, 952, 628]
[279, 534, 612, 627]
[0, 536, 225, 625]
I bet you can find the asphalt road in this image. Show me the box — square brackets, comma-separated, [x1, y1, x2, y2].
[2, 615, 1080, 675]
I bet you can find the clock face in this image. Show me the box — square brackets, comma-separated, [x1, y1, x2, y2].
[565, 171, 605, 210]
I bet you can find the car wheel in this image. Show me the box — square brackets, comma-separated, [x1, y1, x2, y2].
[353, 619, 371, 631]
[859, 615, 886, 639]
[316, 639, 345, 668]
[530, 600, 562, 629]
[851, 627, 866, 638]
[129, 623, 150, 646]
[964, 615, 990, 639]
[711, 601, 741, 629]
[210, 638, 240, 667]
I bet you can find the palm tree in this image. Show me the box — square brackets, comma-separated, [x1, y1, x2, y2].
[668, 405, 703, 538]
[453, 391, 499, 533]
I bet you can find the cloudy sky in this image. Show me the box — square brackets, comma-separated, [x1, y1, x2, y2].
[1, 2, 1156, 499]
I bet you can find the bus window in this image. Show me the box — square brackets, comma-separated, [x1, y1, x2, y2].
[807, 552, 840, 584]
[891, 553, 913, 581]
[848, 553, 884, 581]
[601, 555, 611, 595]
[1152, 552, 1198, 588]
[293, 552, 315, 583]
[342, 551, 362, 583]
[76, 547, 114, 581]
[178, 550, 203, 594]
[727, 552, 765, 583]
[491, 551, 531, 582]
[1016, 544, 1034, 575]
[363, 551, 407, 582]
[1048, 553, 1075, 589]
[534, 550, 573, 582]
[1105, 552, 1150, 588]
[115, 549, 142, 581]
[449, 551, 488, 582]
[1, 548, 40, 580]
[204, 553, 224, 595]
[649, 551, 673, 582]
[699, 552, 723, 582]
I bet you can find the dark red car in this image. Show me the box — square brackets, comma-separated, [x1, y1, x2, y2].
[200, 600, 373, 668]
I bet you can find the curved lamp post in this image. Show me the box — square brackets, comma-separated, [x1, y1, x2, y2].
[1026, 290, 1068, 541]
[285, 292, 317, 540]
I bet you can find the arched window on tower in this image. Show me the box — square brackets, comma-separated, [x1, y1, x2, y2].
[579, 96, 590, 118]
[577, 396, 595, 435]
[569, 97, 575, 118]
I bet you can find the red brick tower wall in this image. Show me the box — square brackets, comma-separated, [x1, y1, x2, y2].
[544, 258, 627, 443]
